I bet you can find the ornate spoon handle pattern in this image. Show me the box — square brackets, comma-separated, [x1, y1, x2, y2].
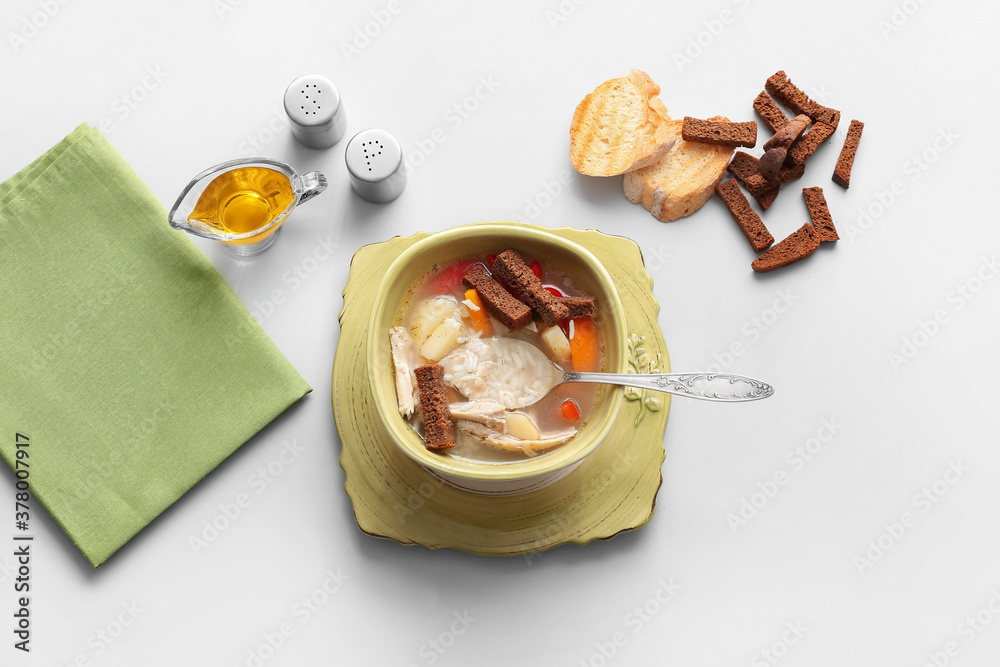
[563, 371, 774, 402]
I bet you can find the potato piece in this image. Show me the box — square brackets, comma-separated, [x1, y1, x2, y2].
[419, 318, 463, 361]
[540, 325, 572, 364]
[410, 296, 460, 345]
[506, 411, 541, 441]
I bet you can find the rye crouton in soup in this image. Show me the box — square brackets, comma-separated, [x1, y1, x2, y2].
[389, 249, 605, 462]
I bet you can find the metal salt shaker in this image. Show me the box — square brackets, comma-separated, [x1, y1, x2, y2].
[283, 74, 347, 149]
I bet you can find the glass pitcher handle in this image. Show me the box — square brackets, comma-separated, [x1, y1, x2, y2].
[298, 171, 328, 205]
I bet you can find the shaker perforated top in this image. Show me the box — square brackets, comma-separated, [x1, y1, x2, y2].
[345, 129, 406, 203]
[283, 74, 346, 148]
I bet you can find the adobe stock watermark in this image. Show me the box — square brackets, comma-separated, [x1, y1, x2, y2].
[545, 0, 589, 30]
[750, 621, 808, 667]
[918, 587, 1000, 667]
[644, 245, 672, 273]
[888, 255, 998, 372]
[853, 459, 970, 575]
[95, 65, 169, 134]
[843, 127, 959, 243]
[340, 0, 406, 63]
[189, 438, 306, 555]
[50, 397, 177, 513]
[878, 0, 931, 39]
[705, 288, 798, 373]
[522, 449, 636, 567]
[577, 578, 681, 667]
[237, 107, 289, 157]
[403, 75, 502, 176]
[213, 0, 254, 21]
[726, 417, 843, 534]
[223, 234, 340, 351]
[519, 509, 576, 568]
[7, 0, 71, 52]
[406, 611, 477, 667]
[0, 555, 15, 586]
[672, 0, 753, 72]
[393, 472, 446, 525]
[17, 259, 140, 380]
[56, 600, 144, 667]
[508, 170, 571, 223]
[232, 567, 350, 667]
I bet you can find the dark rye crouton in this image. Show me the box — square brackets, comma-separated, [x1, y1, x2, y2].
[833, 120, 864, 189]
[802, 187, 839, 242]
[682, 117, 758, 148]
[786, 121, 836, 168]
[462, 263, 532, 330]
[751, 223, 820, 273]
[759, 152, 806, 185]
[763, 114, 811, 152]
[728, 151, 805, 188]
[726, 152, 802, 210]
[765, 70, 841, 128]
[726, 151, 763, 183]
[775, 162, 806, 184]
[757, 148, 788, 183]
[414, 364, 456, 450]
[727, 152, 777, 206]
[754, 186, 780, 211]
[759, 114, 811, 182]
[715, 179, 774, 252]
[491, 250, 569, 327]
[753, 91, 791, 133]
[558, 295, 597, 319]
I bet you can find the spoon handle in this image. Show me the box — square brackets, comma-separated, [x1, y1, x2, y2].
[563, 371, 774, 402]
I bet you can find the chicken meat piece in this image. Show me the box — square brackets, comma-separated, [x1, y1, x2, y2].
[389, 326, 415, 417]
[456, 418, 577, 458]
[483, 430, 578, 458]
[448, 400, 507, 432]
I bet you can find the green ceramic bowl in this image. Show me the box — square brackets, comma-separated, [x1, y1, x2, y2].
[367, 222, 628, 493]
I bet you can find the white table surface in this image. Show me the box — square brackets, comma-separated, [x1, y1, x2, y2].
[2, 1, 999, 665]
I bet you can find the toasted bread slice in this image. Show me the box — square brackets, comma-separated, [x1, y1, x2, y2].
[623, 116, 734, 222]
[570, 70, 676, 177]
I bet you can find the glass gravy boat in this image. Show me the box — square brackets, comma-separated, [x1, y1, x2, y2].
[169, 158, 327, 256]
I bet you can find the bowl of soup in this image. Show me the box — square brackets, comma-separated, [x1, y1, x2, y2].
[367, 222, 628, 494]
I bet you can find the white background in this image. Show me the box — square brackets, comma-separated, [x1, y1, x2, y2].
[2, 1, 999, 665]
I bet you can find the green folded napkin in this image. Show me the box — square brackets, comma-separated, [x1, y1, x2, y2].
[0, 124, 311, 567]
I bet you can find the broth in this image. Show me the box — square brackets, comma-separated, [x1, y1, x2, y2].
[390, 252, 605, 463]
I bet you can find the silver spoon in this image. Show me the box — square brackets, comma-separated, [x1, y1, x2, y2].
[488, 338, 774, 404]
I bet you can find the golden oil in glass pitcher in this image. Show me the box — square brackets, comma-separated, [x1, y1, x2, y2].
[189, 167, 295, 242]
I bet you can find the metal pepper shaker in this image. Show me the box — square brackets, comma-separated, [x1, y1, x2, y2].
[344, 129, 406, 203]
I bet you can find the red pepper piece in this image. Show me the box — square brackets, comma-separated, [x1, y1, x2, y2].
[560, 399, 581, 422]
[426, 259, 478, 294]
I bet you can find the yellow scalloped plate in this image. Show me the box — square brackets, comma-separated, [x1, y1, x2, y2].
[332, 222, 670, 555]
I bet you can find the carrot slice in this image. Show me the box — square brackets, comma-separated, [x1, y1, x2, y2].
[569, 318, 599, 372]
[464, 288, 493, 337]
